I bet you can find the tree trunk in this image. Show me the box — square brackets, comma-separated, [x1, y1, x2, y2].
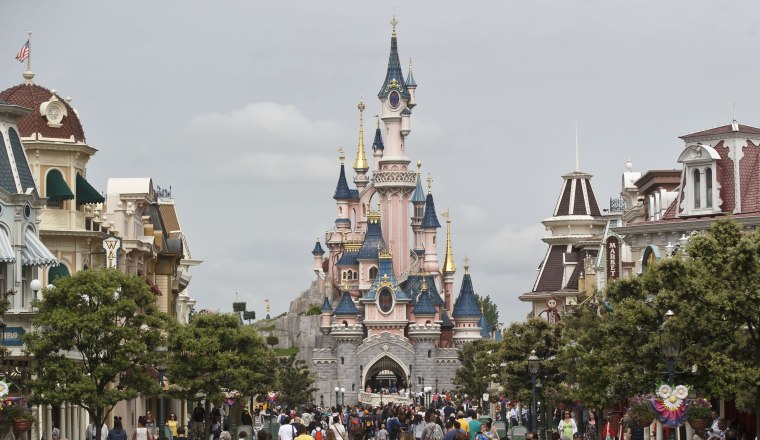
[755, 392, 760, 440]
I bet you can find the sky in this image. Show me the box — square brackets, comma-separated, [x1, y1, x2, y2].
[4, 1, 760, 326]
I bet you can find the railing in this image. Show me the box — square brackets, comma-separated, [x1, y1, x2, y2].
[608, 197, 626, 213]
[396, 250, 419, 284]
[358, 391, 413, 406]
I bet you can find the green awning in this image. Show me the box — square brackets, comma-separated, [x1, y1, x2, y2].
[46, 169, 74, 201]
[48, 264, 70, 284]
[76, 173, 105, 205]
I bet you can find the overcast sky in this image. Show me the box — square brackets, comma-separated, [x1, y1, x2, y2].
[5, 1, 760, 325]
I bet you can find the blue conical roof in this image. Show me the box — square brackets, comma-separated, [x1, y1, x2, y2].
[372, 126, 384, 151]
[357, 217, 385, 260]
[421, 193, 441, 228]
[333, 164, 353, 200]
[413, 290, 436, 316]
[333, 291, 359, 316]
[478, 314, 491, 337]
[452, 273, 481, 318]
[406, 65, 417, 88]
[321, 296, 333, 313]
[440, 311, 454, 328]
[411, 173, 425, 204]
[377, 33, 410, 100]
[312, 240, 325, 255]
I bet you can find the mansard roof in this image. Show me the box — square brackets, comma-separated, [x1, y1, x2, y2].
[333, 291, 359, 316]
[680, 122, 760, 140]
[421, 193, 441, 228]
[452, 272, 480, 318]
[336, 249, 359, 266]
[528, 245, 597, 295]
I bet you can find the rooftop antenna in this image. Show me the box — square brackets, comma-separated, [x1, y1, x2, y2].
[575, 121, 580, 172]
[732, 95, 739, 131]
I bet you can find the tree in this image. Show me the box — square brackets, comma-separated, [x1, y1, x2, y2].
[452, 339, 499, 399]
[566, 219, 760, 429]
[475, 294, 500, 329]
[266, 336, 279, 348]
[275, 354, 317, 407]
[167, 313, 275, 404]
[24, 269, 166, 439]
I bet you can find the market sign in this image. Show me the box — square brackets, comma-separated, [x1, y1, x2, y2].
[2, 327, 26, 346]
[606, 235, 620, 280]
[103, 236, 121, 269]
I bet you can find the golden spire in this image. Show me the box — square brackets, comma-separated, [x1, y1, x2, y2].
[442, 209, 456, 274]
[338, 146, 345, 165]
[354, 98, 368, 172]
[417, 160, 422, 176]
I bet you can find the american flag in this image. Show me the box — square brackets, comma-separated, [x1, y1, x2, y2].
[15, 40, 29, 63]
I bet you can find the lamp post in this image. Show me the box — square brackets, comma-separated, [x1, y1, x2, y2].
[435, 379, 439, 394]
[659, 310, 681, 440]
[30, 279, 42, 302]
[499, 362, 507, 422]
[320, 394, 324, 408]
[535, 379, 543, 440]
[335, 386, 340, 407]
[155, 346, 168, 440]
[482, 391, 490, 416]
[340, 387, 345, 406]
[424, 387, 432, 408]
[527, 350, 540, 434]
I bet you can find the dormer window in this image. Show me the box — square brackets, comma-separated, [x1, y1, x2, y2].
[678, 143, 721, 216]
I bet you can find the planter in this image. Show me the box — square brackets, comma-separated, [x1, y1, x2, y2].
[13, 419, 33, 432]
[690, 419, 709, 432]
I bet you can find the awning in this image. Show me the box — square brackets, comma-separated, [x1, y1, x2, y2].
[0, 229, 16, 263]
[76, 173, 105, 205]
[46, 170, 74, 201]
[21, 230, 58, 267]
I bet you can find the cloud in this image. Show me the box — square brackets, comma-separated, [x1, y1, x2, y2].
[476, 223, 547, 274]
[458, 203, 487, 226]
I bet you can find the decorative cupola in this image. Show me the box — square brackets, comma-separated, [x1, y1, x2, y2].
[420, 174, 441, 272]
[353, 99, 369, 190]
[406, 58, 417, 108]
[333, 288, 360, 323]
[333, 148, 353, 231]
[412, 275, 437, 320]
[676, 142, 721, 216]
[452, 259, 483, 347]
[441, 210, 456, 311]
[312, 238, 325, 272]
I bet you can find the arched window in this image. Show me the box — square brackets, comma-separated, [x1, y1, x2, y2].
[353, 271, 358, 280]
[369, 267, 378, 280]
[705, 168, 713, 208]
[693, 169, 701, 208]
[48, 264, 71, 285]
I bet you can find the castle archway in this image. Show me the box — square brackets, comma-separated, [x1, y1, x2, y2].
[362, 354, 409, 392]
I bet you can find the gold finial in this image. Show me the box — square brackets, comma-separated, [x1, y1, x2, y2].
[409, 58, 413, 70]
[265, 299, 271, 314]
[390, 5, 398, 36]
[442, 209, 456, 274]
[463, 256, 470, 274]
[344, 277, 349, 291]
[420, 272, 428, 292]
[338, 146, 345, 165]
[375, 115, 380, 129]
[426, 173, 433, 194]
[417, 160, 422, 176]
[354, 98, 368, 172]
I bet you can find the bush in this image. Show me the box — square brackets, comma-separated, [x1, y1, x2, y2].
[305, 304, 321, 316]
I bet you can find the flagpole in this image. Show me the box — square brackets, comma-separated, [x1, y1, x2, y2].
[26, 31, 32, 73]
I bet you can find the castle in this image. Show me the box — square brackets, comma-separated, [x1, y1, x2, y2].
[308, 18, 494, 407]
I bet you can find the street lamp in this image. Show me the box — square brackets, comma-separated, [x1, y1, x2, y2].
[482, 391, 490, 415]
[30, 279, 42, 301]
[535, 379, 543, 440]
[527, 350, 540, 434]
[424, 386, 432, 408]
[321, 394, 324, 408]
[659, 310, 681, 440]
[335, 386, 340, 407]
[499, 362, 507, 422]
[340, 387, 346, 406]
[155, 346, 168, 440]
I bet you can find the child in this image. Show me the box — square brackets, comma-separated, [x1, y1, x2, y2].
[379, 426, 389, 440]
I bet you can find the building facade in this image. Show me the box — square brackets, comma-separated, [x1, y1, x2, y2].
[310, 20, 492, 407]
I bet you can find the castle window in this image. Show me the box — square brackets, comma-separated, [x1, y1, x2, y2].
[369, 267, 378, 280]
[341, 357, 345, 364]
[342, 320, 348, 327]
[353, 271, 358, 280]
[427, 350, 431, 358]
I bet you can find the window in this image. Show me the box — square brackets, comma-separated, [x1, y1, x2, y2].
[706, 168, 713, 208]
[693, 169, 701, 209]
[21, 266, 32, 308]
[353, 271, 358, 280]
[341, 357, 345, 364]
[0, 264, 6, 297]
[369, 267, 378, 280]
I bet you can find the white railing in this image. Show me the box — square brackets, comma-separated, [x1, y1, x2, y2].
[358, 392, 413, 406]
[396, 250, 419, 284]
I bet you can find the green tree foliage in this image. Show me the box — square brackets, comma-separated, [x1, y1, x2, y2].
[452, 339, 500, 399]
[25, 269, 166, 438]
[305, 304, 322, 316]
[474, 294, 500, 329]
[276, 354, 317, 407]
[497, 318, 562, 402]
[266, 336, 280, 348]
[563, 219, 760, 428]
[167, 312, 275, 402]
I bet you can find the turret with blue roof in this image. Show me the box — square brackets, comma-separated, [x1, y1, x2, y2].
[452, 260, 481, 319]
[357, 207, 385, 261]
[372, 117, 384, 152]
[478, 313, 492, 338]
[312, 239, 325, 256]
[333, 160, 354, 200]
[377, 16, 410, 101]
[321, 295, 333, 313]
[421, 192, 441, 229]
[363, 247, 407, 301]
[404, 273, 444, 306]
[333, 290, 359, 316]
[412, 276, 437, 316]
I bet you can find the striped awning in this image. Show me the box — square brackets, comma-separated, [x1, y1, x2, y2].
[0, 229, 15, 263]
[21, 230, 58, 267]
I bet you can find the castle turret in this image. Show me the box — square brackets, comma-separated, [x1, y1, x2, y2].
[420, 177, 441, 273]
[406, 58, 417, 108]
[371, 116, 384, 171]
[312, 238, 325, 275]
[442, 211, 456, 311]
[408, 272, 439, 389]
[452, 260, 482, 347]
[411, 161, 426, 253]
[331, 286, 362, 405]
[320, 295, 333, 334]
[353, 99, 369, 192]
[334, 148, 354, 232]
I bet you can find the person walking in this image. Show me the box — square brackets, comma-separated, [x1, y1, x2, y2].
[558, 411, 577, 440]
[108, 419, 128, 440]
[584, 412, 598, 440]
[134, 417, 154, 440]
